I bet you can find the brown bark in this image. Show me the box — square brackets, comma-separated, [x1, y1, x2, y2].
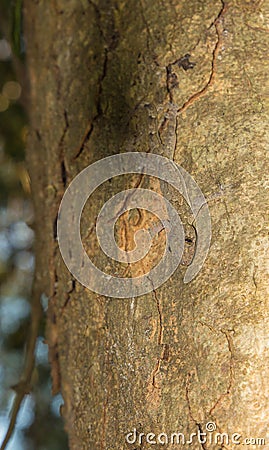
[24, 0, 268, 448]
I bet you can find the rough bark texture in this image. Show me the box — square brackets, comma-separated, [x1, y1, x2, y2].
[24, 0, 268, 449]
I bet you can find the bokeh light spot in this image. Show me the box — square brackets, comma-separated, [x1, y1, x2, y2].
[2, 81, 22, 101]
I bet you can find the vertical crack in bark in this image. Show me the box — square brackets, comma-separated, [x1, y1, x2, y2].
[101, 389, 109, 450]
[47, 260, 62, 396]
[138, 0, 152, 54]
[158, 102, 178, 159]
[209, 329, 235, 416]
[74, 1, 108, 159]
[96, 48, 108, 117]
[166, 64, 174, 104]
[167, 0, 227, 161]
[74, 48, 108, 159]
[59, 110, 69, 187]
[149, 288, 165, 389]
[177, 0, 227, 117]
[153, 288, 163, 346]
[197, 423, 207, 450]
[197, 322, 235, 423]
[185, 371, 197, 423]
[43, 106, 70, 405]
[163, 61, 179, 158]
[164, 0, 228, 160]
[59, 110, 69, 147]
[73, 122, 94, 160]
[252, 266, 258, 296]
[61, 279, 76, 310]
[185, 372, 207, 450]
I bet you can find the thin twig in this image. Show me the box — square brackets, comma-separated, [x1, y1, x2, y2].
[0, 282, 42, 450]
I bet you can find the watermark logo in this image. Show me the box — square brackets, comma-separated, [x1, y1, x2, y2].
[125, 423, 266, 446]
[57, 152, 211, 298]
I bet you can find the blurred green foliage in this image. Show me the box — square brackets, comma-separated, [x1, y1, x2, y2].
[0, 0, 24, 60]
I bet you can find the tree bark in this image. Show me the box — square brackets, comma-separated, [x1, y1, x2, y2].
[24, 0, 268, 448]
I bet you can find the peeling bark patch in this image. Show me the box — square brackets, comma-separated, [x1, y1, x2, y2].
[176, 54, 196, 71]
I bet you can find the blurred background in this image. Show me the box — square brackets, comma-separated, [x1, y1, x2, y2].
[0, 1, 68, 448]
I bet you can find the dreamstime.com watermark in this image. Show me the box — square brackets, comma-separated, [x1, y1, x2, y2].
[57, 152, 211, 298]
[125, 422, 266, 446]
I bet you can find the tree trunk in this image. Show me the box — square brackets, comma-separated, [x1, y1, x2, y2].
[24, 0, 268, 448]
